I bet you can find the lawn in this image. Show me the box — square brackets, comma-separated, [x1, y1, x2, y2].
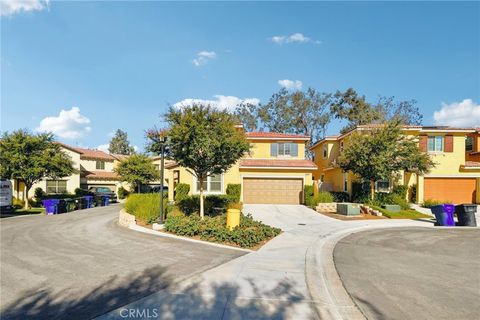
[13, 208, 45, 215]
[371, 205, 432, 219]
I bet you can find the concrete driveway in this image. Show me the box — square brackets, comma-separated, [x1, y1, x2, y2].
[334, 227, 480, 320]
[101, 204, 432, 320]
[0, 204, 244, 320]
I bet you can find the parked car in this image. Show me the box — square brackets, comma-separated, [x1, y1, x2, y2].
[88, 187, 117, 203]
[0, 179, 14, 213]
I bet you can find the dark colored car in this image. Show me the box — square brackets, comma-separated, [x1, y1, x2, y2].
[88, 187, 118, 203]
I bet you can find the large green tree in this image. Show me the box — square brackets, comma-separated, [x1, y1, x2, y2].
[235, 88, 331, 150]
[0, 130, 76, 209]
[337, 121, 435, 200]
[108, 129, 135, 155]
[331, 88, 423, 133]
[114, 154, 159, 193]
[166, 105, 250, 219]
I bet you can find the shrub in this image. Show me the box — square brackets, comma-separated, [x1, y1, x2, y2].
[331, 192, 350, 202]
[12, 197, 25, 209]
[226, 184, 241, 202]
[74, 188, 93, 197]
[392, 185, 408, 199]
[34, 187, 45, 199]
[409, 184, 417, 203]
[124, 193, 168, 224]
[175, 183, 190, 201]
[42, 193, 77, 199]
[422, 199, 454, 208]
[315, 191, 334, 203]
[304, 185, 315, 207]
[351, 181, 370, 203]
[117, 186, 129, 200]
[228, 202, 243, 211]
[177, 194, 235, 216]
[28, 198, 42, 208]
[164, 213, 281, 248]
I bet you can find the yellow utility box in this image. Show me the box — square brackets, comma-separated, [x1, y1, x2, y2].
[226, 209, 240, 230]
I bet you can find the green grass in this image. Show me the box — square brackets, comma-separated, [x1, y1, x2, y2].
[13, 208, 45, 215]
[371, 205, 432, 219]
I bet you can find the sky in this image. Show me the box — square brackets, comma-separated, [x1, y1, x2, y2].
[1, 1, 479, 152]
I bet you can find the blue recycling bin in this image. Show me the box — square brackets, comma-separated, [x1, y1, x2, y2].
[42, 199, 60, 215]
[102, 195, 110, 206]
[430, 204, 455, 226]
[83, 196, 94, 208]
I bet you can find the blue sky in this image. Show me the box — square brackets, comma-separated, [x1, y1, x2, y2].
[1, 1, 479, 152]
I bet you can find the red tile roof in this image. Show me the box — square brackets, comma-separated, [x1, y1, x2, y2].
[82, 171, 120, 180]
[74, 147, 116, 161]
[240, 159, 317, 169]
[463, 161, 480, 168]
[245, 132, 310, 140]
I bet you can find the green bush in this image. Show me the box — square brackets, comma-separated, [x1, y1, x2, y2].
[42, 193, 77, 199]
[175, 183, 190, 201]
[351, 181, 370, 203]
[12, 197, 25, 209]
[422, 199, 454, 208]
[34, 187, 45, 199]
[304, 185, 315, 207]
[409, 184, 417, 203]
[117, 186, 129, 200]
[74, 188, 93, 197]
[164, 213, 281, 248]
[316, 191, 334, 203]
[124, 193, 168, 224]
[28, 198, 42, 208]
[177, 194, 235, 216]
[226, 184, 241, 202]
[392, 185, 408, 199]
[331, 192, 350, 202]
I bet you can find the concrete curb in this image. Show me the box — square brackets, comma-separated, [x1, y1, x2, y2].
[126, 219, 253, 253]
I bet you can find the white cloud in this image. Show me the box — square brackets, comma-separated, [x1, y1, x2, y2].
[433, 99, 480, 127]
[270, 33, 320, 45]
[278, 79, 303, 90]
[0, 0, 49, 16]
[192, 51, 217, 66]
[97, 144, 109, 153]
[36, 107, 91, 139]
[173, 95, 260, 112]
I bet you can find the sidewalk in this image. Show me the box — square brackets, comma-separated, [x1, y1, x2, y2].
[98, 205, 433, 320]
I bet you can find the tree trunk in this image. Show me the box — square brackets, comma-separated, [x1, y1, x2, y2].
[137, 183, 141, 193]
[370, 180, 375, 201]
[24, 184, 31, 210]
[199, 177, 205, 219]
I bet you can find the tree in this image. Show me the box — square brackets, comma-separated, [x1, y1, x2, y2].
[165, 105, 250, 219]
[114, 154, 159, 193]
[0, 130, 76, 209]
[235, 88, 331, 151]
[337, 121, 435, 200]
[331, 88, 423, 133]
[108, 129, 135, 155]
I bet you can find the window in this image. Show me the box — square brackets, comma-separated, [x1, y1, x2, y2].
[195, 174, 223, 193]
[271, 142, 298, 157]
[322, 145, 328, 159]
[320, 174, 325, 183]
[340, 141, 344, 152]
[278, 143, 291, 156]
[427, 136, 444, 152]
[466, 136, 474, 152]
[46, 180, 67, 194]
[343, 172, 348, 192]
[375, 180, 391, 193]
[96, 160, 105, 170]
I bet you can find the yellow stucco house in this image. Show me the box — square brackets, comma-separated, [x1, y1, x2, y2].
[310, 125, 480, 204]
[164, 132, 317, 204]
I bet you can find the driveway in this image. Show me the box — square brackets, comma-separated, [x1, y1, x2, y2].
[334, 227, 480, 320]
[0, 204, 244, 320]
[101, 204, 432, 320]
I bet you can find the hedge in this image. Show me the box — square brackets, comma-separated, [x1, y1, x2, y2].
[125, 193, 168, 224]
[177, 194, 235, 216]
[175, 183, 190, 201]
[226, 184, 241, 202]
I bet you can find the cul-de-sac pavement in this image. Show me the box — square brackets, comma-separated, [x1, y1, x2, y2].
[1, 204, 479, 320]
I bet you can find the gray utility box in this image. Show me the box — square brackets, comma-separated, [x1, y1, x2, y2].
[382, 204, 401, 212]
[337, 203, 361, 216]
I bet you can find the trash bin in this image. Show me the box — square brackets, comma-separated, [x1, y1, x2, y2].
[64, 199, 75, 212]
[84, 196, 94, 208]
[455, 204, 478, 227]
[95, 195, 104, 207]
[75, 197, 87, 210]
[430, 204, 455, 227]
[57, 199, 68, 213]
[42, 199, 60, 215]
[102, 195, 110, 206]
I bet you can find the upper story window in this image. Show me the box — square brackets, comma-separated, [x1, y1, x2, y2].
[466, 136, 474, 152]
[195, 173, 222, 193]
[322, 145, 328, 159]
[427, 136, 444, 152]
[96, 160, 105, 170]
[270, 142, 298, 157]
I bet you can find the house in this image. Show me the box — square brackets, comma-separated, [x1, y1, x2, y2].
[164, 132, 317, 204]
[310, 125, 480, 204]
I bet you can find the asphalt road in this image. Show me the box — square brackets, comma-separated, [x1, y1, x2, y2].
[0, 204, 244, 320]
[334, 227, 480, 320]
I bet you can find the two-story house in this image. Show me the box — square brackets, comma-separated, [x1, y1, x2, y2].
[164, 131, 317, 204]
[310, 125, 480, 205]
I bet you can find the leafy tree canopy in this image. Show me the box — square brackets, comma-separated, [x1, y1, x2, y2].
[165, 105, 250, 218]
[108, 129, 135, 155]
[114, 154, 159, 192]
[0, 130, 76, 208]
[337, 121, 435, 199]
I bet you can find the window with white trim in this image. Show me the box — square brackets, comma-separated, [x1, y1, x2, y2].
[96, 160, 105, 170]
[195, 174, 223, 193]
[466, 136, 474, 152]
[375, 180, 391, 193]
[46, 180, 67, 194]
[278, 142, 292, 156]
[427, 136, 444, 152]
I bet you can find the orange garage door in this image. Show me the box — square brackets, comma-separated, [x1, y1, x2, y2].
[424, 178, 477, 204]
[243, 178, 303, 204]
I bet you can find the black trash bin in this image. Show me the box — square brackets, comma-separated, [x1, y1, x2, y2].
[455, 204, 478, 227]
[76, 197, 87, 210]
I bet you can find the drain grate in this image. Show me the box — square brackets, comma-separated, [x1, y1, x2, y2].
[298, 223, 306, 226]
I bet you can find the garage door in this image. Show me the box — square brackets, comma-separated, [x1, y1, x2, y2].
[243, 178, 303, 204]
[424, 178, 476, 204]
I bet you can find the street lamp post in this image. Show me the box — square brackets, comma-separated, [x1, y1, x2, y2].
[159, 135, 166, 224]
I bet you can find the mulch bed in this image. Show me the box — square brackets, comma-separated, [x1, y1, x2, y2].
[318, 211, 387, 221]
